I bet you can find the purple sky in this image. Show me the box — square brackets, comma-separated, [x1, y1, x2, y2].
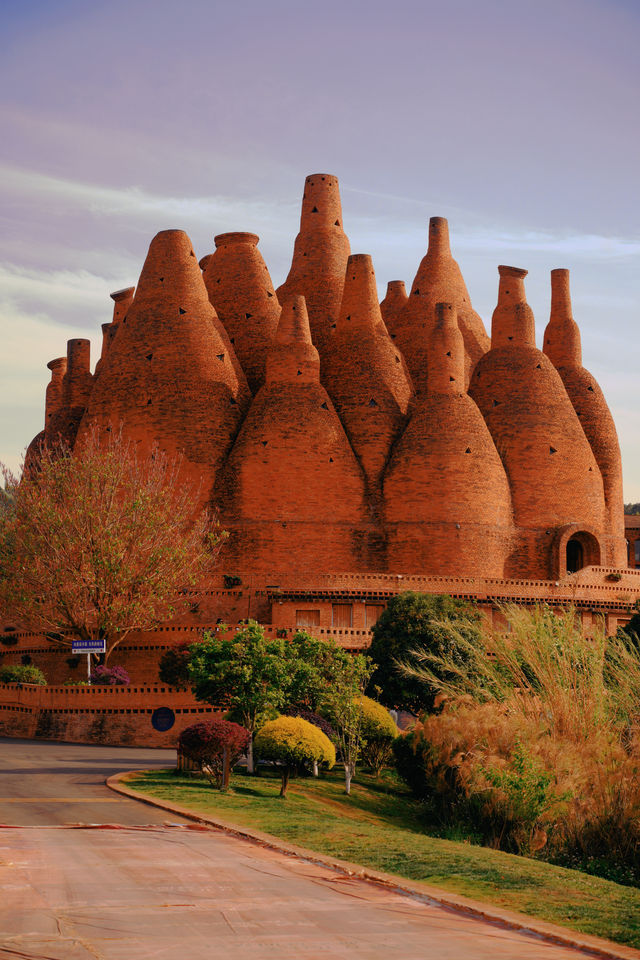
[1, 0, 639, 497]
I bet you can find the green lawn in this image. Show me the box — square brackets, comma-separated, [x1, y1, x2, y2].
[127, 766, 640, 948]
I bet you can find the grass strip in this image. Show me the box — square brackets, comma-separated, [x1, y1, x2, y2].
[128, 767, 640, 948]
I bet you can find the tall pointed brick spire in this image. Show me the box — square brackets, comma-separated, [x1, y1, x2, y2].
[326, 254, 413, 490]
[469, 266, 607, 577]
[385, 303, 513, 577]
[543, 269, 625, 564]
[276, 174, 350, 367]
[80, 229, 250, 494]
[217, 295, 369, 574]
[96, 286, 135, 376]
[393, 217, 489, 393]
[202, 232, 281, 393]
[380, 280, 408, 340]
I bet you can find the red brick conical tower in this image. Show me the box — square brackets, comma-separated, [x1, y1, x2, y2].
[44, 339, 93, 449]
[469, 266, 606, 578]
[80, 229, 251, 494]
[276, 174, 350, 367]
[202, 232, 280, 393]
[543, 269, 626, 566]
[217, 295, 368, 574]
[95, 286, 135, 377]
[325, 255, 414, 491]
[393, 218, 489, 393]
[380, 280, 408, 340]
[384, 302, 513, 577]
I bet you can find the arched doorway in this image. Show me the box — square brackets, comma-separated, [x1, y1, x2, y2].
[566, 538, 584, 573]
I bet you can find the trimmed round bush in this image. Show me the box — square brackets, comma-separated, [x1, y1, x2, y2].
[89, 665, 130, 686]
[359, 696, 398, 775]
[254, 716, 335, 796]
[178, 718, 250, 789]
[0, 664, 47, 685]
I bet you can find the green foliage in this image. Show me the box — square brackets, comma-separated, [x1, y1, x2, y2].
[158, 643, 192, 690]
[0, 664, 46, 685]
[320, 653, 375, 793]
[624, 503, 640, 515]
[188, 621, 290, 737]
[368, 592, 482, 713]
[254, 716, 335, 795]
[359, 696, 398, 776]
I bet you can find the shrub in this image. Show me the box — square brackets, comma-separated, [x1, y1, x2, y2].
[368, 592, 482, 713]
[254, 716, 335, 796]
[158, 643, 191, 690]
[282, 705, 336, 741]
[89, 665, 130, 686]
[178, 718, 250, 789]
[359, 696, 398, 776]
[396, 604, 640, 877]
[0, 664, 46, 685]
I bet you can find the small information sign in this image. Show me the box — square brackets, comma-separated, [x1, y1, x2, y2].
[72, 638, 106, 654]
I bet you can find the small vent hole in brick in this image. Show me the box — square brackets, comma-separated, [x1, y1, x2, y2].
[179, 307, 186, 315]
[245, 312, 252, 319]
[550, 446, 557, 454]
[267, 290, 273, 297]
[146, 353, 153, 360]
[391, 334, 396, 340]
[449, 376, 455, 382]
[312, 206, 319, 213]
[446, 351, 451, 357]
[331, 323, 337, 329]
[334, 220, 340, 226]
[216, 354, 225, 361]
[297, 370, 302, 376]
[230, 337, 235, 344]
[321, 401, 328, 410]
[190, 250, 195, 257]
[229, 397, 237, 405]
[492, 399, 500, 407]
[395, 355, 400, 363]
[147, 399, 152, 406]
[159, 277, 164, 282]
[413, 288, 420, 295]
[329, 457, 334, 463]
[465, 447, 471, 454]
[262, 440, 268, 447]
[368, 398, 378, 407]
[587, 385, 594, 392]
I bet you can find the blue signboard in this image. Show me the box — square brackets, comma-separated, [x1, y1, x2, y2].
[72, 638, 106, 654]
[152, 707, 175, 732]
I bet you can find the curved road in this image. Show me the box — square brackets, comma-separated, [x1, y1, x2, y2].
[0, 738, 626, 960]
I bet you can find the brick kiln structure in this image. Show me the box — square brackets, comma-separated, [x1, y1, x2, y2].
[6, 171, 639, 744]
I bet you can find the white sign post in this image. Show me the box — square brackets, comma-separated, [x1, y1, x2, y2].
[71, 639, 106, 683]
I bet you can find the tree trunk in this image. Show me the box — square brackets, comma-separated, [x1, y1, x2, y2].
[344, 761, 353, 795]
[246, 736, 254, 774]
[312, 759, 319, 777]
[280, 765, 290, 797]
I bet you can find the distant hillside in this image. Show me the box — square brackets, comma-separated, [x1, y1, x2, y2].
[625, 503, 640, 515]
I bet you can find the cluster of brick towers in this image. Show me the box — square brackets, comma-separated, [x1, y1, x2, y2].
[28, 173, 627, 586]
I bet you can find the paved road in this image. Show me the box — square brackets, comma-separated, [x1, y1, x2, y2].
[0, 739, 623, 959]
[0, 737, 186, 826]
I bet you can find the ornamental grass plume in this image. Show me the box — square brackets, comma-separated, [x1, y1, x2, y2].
[397, 605, 640, 877]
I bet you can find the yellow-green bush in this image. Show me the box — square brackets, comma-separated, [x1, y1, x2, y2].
[359, 696, 398, 775]
[254, 716, 335, 796]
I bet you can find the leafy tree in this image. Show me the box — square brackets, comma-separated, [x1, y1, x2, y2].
[624, 503, 640, 516]
[0, 427, 221, 664]
[320, 652, 374, 794]
[359, 696, 398, 777]
[368, 592, 482, 713]
[188, 621, 293, 772]
[0, 664, 47, 685]
[178, 718, 250, 790]
[254, 716, 335, 797]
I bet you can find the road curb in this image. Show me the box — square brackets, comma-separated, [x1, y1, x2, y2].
[106, 769, 640, 960]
